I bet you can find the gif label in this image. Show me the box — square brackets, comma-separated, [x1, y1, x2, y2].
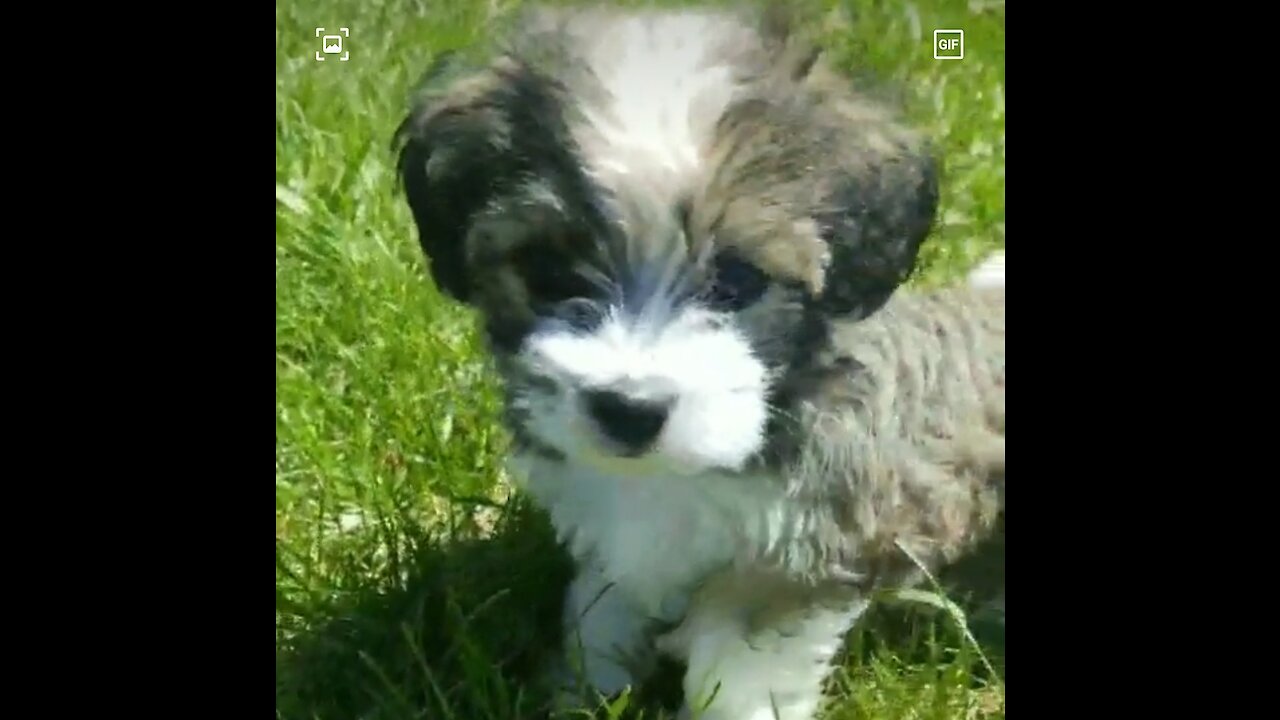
[933, 29, 963, 60]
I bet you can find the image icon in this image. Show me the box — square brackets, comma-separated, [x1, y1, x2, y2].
[315, 27, 350, 62]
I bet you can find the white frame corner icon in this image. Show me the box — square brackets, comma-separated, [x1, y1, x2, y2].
[315, 27, 350, 62]
[933, 29, 964, 60]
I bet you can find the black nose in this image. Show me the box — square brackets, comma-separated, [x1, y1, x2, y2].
[582, 389, 672, 454]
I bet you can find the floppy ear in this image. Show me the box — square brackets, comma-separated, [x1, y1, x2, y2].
[392, 51, 497, 304]
[814, 143, 940, 321]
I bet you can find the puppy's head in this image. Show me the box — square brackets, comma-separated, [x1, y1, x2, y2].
[393, 6, 938, 476]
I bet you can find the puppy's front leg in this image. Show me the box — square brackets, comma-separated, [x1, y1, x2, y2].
[550, 562, 657, 710]
[662, 575, 868, 720]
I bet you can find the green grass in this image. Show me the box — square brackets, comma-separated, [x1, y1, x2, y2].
[275, 1, 1006, 718]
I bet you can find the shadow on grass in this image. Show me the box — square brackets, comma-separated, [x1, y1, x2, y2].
[276, 498, 576, 720]
[847, 514, 1006, 681]
[277, 502, 1003, 720]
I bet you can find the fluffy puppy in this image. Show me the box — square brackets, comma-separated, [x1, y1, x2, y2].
[393, 4, 1003, 718]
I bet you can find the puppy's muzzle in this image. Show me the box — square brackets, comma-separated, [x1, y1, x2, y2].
[581, 389, 673, 456]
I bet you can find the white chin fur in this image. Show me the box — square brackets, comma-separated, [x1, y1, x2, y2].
[521, 305, 769, 474]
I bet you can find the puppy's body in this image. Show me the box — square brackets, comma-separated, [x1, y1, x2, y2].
[522, 272, 1004, 719]
[394, 4, 1003, 718]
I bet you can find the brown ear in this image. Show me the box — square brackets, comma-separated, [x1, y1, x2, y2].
[814, 143, 940, 320]
[392, 51, 499, 303]
[392, 36, 599, 307]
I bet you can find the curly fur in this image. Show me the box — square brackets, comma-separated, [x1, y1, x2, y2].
[765, 274, 1005, 587]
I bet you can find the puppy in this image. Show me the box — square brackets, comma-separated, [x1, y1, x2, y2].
[393, 4, 1004, 718]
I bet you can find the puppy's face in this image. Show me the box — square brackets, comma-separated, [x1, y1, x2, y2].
[415, 164, 805, 477]
[476, 199, 805, 477]
[394, 7, 938, 476]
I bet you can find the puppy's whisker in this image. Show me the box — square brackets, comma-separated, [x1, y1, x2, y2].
[764, 403, 801, 426]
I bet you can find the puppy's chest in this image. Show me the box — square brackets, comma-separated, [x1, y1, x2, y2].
[526, 463, 788, 615]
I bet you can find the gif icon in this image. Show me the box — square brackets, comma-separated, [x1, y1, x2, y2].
[934, 29, 963, 60]
[316, 27, 350, 62]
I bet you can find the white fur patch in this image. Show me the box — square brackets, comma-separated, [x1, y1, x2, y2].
[515, 454, 786, 614]
[674, 595, 867, 720]
[521, 304, 769, 475]
[567, 12, 745, 202]
[517, 451, 798, 709]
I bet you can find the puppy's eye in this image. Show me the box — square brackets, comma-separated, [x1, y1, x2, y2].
[553, 297, 604, 332]
[515, 246, 596, 305]
[706, 254, 770, 312]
